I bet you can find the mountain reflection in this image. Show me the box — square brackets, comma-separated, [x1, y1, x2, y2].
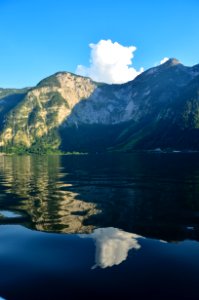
[0, 155, 100, 233]
[0, 154, 199, 242]
[81, 227, 141, 269]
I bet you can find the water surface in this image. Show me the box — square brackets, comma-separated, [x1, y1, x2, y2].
[0, 154, 199, 299]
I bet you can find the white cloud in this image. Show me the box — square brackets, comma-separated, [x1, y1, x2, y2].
[76, 39, 143, 84]
[160, 57, 169, 65]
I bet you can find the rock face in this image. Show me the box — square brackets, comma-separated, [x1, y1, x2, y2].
[0, 73, 96, 149]
[0, 58, 199, 152]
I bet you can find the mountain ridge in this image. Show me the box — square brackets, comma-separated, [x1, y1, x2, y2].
[0, 58, 199, 153]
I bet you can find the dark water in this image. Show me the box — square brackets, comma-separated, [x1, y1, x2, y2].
[0, 154, 199, 299]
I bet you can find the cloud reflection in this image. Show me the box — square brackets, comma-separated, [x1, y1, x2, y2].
[81, 227, 142, 269]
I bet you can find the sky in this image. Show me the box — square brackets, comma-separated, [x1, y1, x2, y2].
[0, 0, 198, 87]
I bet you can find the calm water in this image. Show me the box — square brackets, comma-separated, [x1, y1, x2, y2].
[0, 153, 199, 299]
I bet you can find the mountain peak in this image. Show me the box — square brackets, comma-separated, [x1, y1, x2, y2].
[163, 58, 182, 67]
[36, 71, 94, 89]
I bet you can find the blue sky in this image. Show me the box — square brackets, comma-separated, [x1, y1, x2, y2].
[0, 0, 198, 87]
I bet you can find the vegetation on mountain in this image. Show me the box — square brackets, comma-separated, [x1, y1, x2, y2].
[0, 59, 199, 154]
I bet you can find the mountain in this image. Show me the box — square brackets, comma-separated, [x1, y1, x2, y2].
[0, 58, 199, 153]
[0, 88, 29, 130]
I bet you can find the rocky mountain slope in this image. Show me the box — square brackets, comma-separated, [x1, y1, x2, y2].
[0, 58, 199, 153]
[0, 88, 29, 130]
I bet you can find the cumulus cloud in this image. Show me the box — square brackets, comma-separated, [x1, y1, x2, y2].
[160, 57, 169, 65]
[76, 39, 143, 84]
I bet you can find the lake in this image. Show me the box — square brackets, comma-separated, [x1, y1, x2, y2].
[0, 153, 199, 299]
